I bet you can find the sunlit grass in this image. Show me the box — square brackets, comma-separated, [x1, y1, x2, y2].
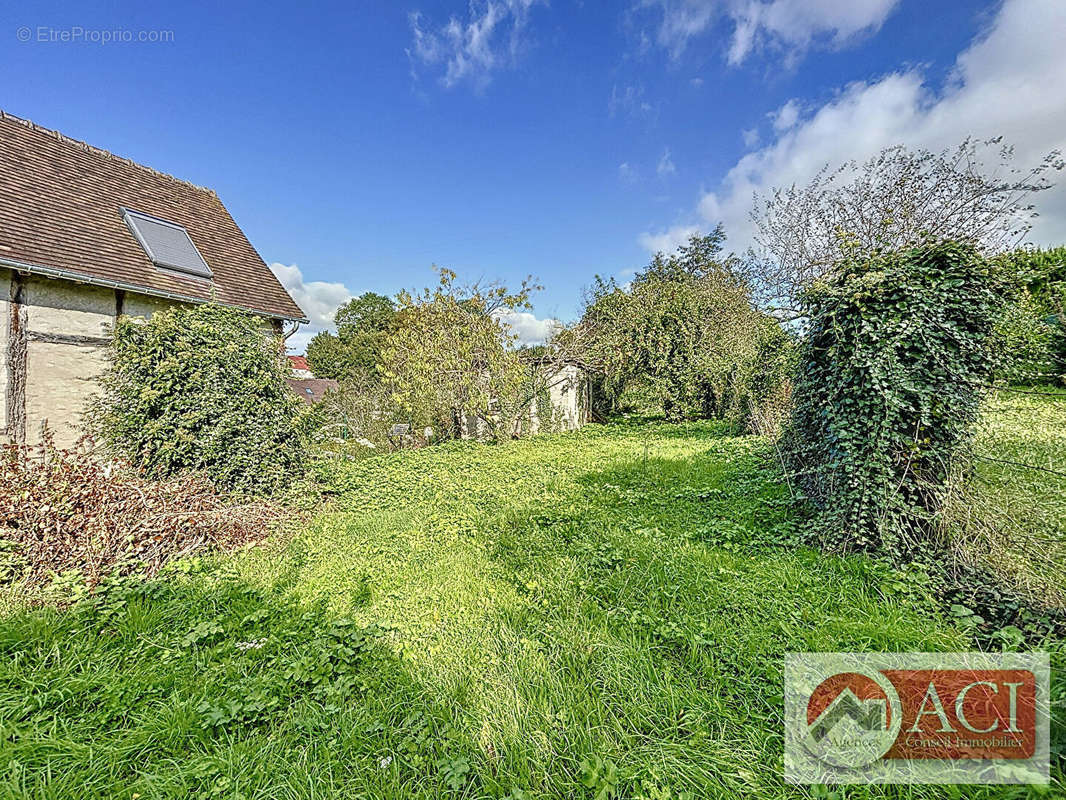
[0, 421, 1057, 798]
[943, 388, 1066, 607]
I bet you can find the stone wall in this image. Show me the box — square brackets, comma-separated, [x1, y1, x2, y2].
[528, 363, 587, 435]
[0, 270, 10, 437]
[1, 269, 116, 447]
[2, 269, 281, 448]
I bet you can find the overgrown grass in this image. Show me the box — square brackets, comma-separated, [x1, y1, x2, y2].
[943, 388, 1066, 608]
[0, 421, 1060, 797]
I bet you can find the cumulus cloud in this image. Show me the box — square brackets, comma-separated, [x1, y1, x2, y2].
[658, 0, 1066, 253]
[269, 263, 355, 354]
[657, 147, 677, 177]
[769, 98, 800, 132]
[407, 0, 545, 90]
[637, 224, 702, 256]
[638, 0, 900, 65]
[493, 309, 560, 345]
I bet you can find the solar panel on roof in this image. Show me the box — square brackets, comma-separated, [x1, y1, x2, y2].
[121, 208, 213, 279]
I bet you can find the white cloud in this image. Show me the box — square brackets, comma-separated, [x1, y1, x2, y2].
[637, 224, 702, 255]
[493, 309, 560, 345]
[741, 127, 760, 148]
[619, 162, 638, 183]
[638, 0, 899, 65]
[769, 98, 800, 132]
[657, 147, 677, 177]
[269, 263, 355, 354]
[670, 0, 1066, 252]
[408, 0, 544, 90]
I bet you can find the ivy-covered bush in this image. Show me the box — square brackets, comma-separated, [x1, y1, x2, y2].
[91, 304, 305, 493]
[784, 242, 1002, 555]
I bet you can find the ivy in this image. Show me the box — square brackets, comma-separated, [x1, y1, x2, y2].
[91, 304, 306, 493]
[784, 242, 1002, 557]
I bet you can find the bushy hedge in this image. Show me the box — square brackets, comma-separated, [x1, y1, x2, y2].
[92, 304, 305, 493]
[784, 242, 1001, 556]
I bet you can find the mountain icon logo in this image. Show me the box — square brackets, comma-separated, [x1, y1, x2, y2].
[804, 670, 902, 767]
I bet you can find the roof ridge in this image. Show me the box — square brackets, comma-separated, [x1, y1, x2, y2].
[0, 109, 217, 195]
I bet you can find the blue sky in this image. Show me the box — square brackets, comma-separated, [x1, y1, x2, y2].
[3, 1, 1065, 350]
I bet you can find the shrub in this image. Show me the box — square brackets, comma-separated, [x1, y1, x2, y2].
[742, 327, 797, 437]
[91, 304, 304, 493]
[991, 246, 1066, 384]
[783, 242, 1002, 556]
[0, 434, 284, 589]
[578, 231, 784, 423]
[309, 374, 410, 458]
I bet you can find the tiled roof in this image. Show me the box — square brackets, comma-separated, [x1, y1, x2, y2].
[0, 111, 307, 321]
[288, 355, 310, 371]
[286, 378, 338, 404]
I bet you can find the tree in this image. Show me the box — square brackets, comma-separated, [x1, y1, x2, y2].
[990, 245, 1066, 383]
[749, 139, 1063, 316]
[305, 292, 396, 381]
[379, 269, 539, 440]
[577, 232, 783, 422]
[91, 304, 305, 493]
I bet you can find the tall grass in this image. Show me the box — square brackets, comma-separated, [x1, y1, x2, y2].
[0, 421, 1057, 798]
[942, 388, 1066, 608]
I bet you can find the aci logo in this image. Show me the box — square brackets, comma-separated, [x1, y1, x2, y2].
[804, 670, 902, 768]
[785, 653, 1050, 784]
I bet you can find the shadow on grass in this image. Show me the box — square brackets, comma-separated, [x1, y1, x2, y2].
[0, 568, 508, 799]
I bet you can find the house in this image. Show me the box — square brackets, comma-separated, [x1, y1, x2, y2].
[0, 111, 308, 447]
[288, 355, 314, 379]
[286, 378, 339, 405]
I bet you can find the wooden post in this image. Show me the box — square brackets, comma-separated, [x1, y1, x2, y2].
[7, 272, 27, 443]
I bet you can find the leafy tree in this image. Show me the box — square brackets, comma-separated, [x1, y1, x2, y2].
[305, 292, 396, 381]
[379, 269, 538, 440]
[577, 231, 784, 422]
[91, 304, 304, 493]
[749, 139, 1063, 316]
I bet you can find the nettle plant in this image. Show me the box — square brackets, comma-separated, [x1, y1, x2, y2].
[784, 242, 1002, 557]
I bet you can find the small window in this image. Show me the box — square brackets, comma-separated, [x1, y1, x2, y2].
[122, 207, 213, 279]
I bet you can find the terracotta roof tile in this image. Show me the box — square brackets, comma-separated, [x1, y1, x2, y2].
[286, 378, 338, 404]
[0, 111, 306, 321]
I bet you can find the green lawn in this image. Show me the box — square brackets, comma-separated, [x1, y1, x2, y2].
[0, 421, 1059, 798]
[945, 388, 1066, 607]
